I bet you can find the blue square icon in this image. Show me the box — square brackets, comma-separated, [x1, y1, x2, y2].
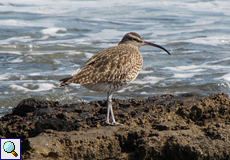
[0, 138, 21, 160]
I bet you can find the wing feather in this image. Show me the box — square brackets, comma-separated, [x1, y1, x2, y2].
[60, 44, 143, 87]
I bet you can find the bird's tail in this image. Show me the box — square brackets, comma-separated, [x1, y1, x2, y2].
[59, 76, 73, 87]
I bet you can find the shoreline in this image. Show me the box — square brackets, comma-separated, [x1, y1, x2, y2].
[0, 93, 230, 159]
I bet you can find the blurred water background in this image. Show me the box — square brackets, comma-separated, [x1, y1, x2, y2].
[0, 0, 230, 117]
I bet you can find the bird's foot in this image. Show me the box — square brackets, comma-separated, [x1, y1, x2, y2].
[104, 121, 124, 126]
[112, 121, 124, 126]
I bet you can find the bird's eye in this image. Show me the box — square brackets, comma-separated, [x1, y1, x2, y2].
[127, 35, 141, 42]
[132, 38, 140, 42]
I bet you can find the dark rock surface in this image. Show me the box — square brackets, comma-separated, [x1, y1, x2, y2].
[0, 93, 230, 160]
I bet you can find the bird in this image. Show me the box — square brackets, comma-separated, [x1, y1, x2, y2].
[60, 32, 171, 126]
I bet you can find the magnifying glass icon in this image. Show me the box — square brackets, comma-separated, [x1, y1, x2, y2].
[3, 141, 18, 157]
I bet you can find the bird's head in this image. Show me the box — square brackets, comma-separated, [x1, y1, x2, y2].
[119, 32, 171, 55]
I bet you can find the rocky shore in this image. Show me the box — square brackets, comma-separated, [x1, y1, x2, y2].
[0, 93, 230, 160]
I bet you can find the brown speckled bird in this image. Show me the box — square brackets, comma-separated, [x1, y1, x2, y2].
[60, 32, 171, 126]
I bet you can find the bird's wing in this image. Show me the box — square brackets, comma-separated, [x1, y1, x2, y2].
[68, 45, 142, 85]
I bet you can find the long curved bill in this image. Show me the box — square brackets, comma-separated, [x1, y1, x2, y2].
[144, 41, 171, 55]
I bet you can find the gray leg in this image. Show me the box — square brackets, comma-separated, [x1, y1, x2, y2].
[105, 91, 113, 125]
[105, 92, 111, 124]
[105, 91, 123, 126]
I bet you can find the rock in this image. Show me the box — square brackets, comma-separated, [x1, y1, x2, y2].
[0, 93, 230, 160]
[12, 98, 60, 117]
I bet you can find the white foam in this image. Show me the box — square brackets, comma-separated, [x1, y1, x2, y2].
[10, 85, 31, 92]
[184, 36, 230, 45]
[65, 51, 82, 55]
[85, 29, 124, 47]
[0, 73, 11, 80]
[73, 38, 92, 45]
[164, 65, 201, 72]
[27, 51, 81, 56]
[0, 19, 39, 27]
[133, 76, 164, 84]
[86, 29, 122, 40]
[117, 86, 133, 93]
[204, 57, 230, 65]
[35, 37, 91, 46]
[216, 73, 230, 82]
[85, 52, 94, 59]
[164, 57, 230, 81]
[8, 58, 23, 63]
[28, 73, 41, 76]
[0, 36, 33, 45]
[0, 0, 101, 15]
[164, 62, 230, 73]
[41, 28, 67, 35]
[57, 44, 76, 48]
[10, 83, 55, 92]
[0, 51, 22, 55]
[173, 73, 196, 78]
[140, 70, 154, 74]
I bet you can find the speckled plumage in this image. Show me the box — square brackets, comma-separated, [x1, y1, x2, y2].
[60, 32, 171, 125]
[60, 43, 143, 91]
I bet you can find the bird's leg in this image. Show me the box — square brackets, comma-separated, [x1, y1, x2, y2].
[110, 102, 123, 126]
[105, 91, 123, 126]
[105, 92, 112, 125]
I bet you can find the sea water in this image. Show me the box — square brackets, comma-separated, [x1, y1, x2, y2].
[0, 0, 230, 117]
